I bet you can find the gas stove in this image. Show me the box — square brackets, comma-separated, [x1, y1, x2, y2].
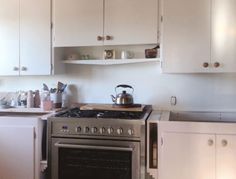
[47, 105, 154, 179]
[49, 105, 152, 139]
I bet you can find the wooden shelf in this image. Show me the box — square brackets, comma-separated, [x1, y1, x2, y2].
[63, 58, 159, 65]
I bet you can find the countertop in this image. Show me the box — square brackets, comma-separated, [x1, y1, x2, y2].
[0, 107, 61, 120]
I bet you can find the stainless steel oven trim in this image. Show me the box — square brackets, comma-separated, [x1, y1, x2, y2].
[55, 142, 134, 151]
[51, 138, 141, 179]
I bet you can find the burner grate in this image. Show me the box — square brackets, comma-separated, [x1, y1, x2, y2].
[55, 107, 148, 119]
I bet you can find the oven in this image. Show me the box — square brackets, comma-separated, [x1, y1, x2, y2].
[51, 138, 140, 179]
[47, 105, 152, 179]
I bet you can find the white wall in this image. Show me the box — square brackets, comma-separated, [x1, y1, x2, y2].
[1, 62, 236, 111]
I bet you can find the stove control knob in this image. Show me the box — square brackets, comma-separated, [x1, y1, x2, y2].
[91, 127, 98, 134]
[107, 127, 114, 134]
[128, 129, 134, 135]
[117, 128, 123, 135]
[76, 126, 82, 133]
[99, 127, 106, 134]
[84, 127, 90, 133]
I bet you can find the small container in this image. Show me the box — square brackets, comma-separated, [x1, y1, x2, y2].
[145, 49, 157, 58]
[34, 90, 41, 108]
[62, 92, 69, 108]
[27, 90, 34, 108]
[50, 93, 62, 108]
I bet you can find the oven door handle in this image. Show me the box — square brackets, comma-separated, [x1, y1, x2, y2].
[54, 142, 133, 152]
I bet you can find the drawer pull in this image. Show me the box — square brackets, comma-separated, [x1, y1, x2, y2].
[203, 62, 209, 68]
[208, 139, 214, 146]
[222, 139, 228, 147]
[214, 62, 220, 68]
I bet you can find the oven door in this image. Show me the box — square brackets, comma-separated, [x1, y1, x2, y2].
[51, 138, 140, 179]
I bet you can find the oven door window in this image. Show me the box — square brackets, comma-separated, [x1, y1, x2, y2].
[59, 147, 132, 179]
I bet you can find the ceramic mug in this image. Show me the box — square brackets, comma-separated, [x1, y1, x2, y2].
[121, 51, 134, 59]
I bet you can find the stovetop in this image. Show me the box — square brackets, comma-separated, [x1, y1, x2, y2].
[55, 105, 151, 120]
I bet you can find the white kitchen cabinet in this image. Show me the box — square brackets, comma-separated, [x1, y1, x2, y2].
[104, 0, 158, 45]
[0, 0, 20, 76]
[0, 126, 34, 179]
[216, 135, 236, 179]
[53, 0, 158, 47]
[211, 0, 236, 73]
[0, 0, 51, 76]
[159, 122, 236, 179]
[160, 132, 215, 179]
[0, 116, 44, 179]
[53, 0, 103, 47]
[20, 0, 51, 75]
[161, 0, 236, 73]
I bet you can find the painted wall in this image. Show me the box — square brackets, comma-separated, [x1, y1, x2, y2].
[1, 62, 236, 111]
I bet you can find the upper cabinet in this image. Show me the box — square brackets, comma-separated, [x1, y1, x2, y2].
[0, 0, 51, 76]
[53, 0, 158, 47]
[20, 0, 51, 75]
[161, 0, 236, 73]
[0, 0, 20, 76]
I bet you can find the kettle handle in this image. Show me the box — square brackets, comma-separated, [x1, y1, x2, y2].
[115, 84, 134, 94]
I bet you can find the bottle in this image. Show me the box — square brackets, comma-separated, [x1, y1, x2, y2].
[27, 90, 34, 108]
[34, 90, 41, 108]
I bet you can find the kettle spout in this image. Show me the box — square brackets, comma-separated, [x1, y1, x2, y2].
[111, 95, 116, 102]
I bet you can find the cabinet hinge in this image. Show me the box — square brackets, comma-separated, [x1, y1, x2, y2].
[161, 137, 164, 146]
[51, 22, 53, 29]
[161, 16, 163, 22]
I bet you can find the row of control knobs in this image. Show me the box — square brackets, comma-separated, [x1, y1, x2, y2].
[75, 126, 134, 135]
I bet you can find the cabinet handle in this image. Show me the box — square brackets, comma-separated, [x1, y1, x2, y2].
[214, 62, 220, 68]
[221, 139, 228, 147]
[105, 35, 112, 40]
[97, 36, 103, 41]
[203, 62, 209, 68]
[208, 139, 214, 146]
[21, 66, 27, 71]
[13, 67, 19, 71]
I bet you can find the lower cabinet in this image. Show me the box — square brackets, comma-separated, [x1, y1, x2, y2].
[159, 123, 236, 179]
[0, 117, 44, 179]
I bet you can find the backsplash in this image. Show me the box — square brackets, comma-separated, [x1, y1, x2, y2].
[1, 62, 236, 111]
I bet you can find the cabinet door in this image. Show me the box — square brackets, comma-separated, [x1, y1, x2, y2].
[162, 0, 211, 73]
[0, 0, 20, 76]
[0, 126, 35, 179]
[104, 0, 158, 45]
[160, 132, 215, 179]
[20, 0, 51, 75]
[216, 135, 236, 179]
[211, 0, 236, 72]
[53, 0, 103, 47]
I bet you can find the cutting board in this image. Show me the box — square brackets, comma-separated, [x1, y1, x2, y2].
[80, 104, 144, 112]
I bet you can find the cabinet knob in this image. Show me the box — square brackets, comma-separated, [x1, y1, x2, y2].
[21, 66, 27, 71]
[105, 35, 112, 40]
[203, 62, 209, 68]
[208, 139, 214, 146]
[97, 36, 103, 41]
[214, 62, 220, 68]
[13, 67, 19, 71]
[221, 139, 228, 147]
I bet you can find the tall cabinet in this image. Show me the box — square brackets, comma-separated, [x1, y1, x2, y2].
[53, 0, 158, 47]
[0, 0, 51, 76]
[161, 0, 236, 73]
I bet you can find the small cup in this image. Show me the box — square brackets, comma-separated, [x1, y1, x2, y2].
[50, 93, 62, 108]
[67, 54, 79, 60]
[121, 51, 134, 59]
